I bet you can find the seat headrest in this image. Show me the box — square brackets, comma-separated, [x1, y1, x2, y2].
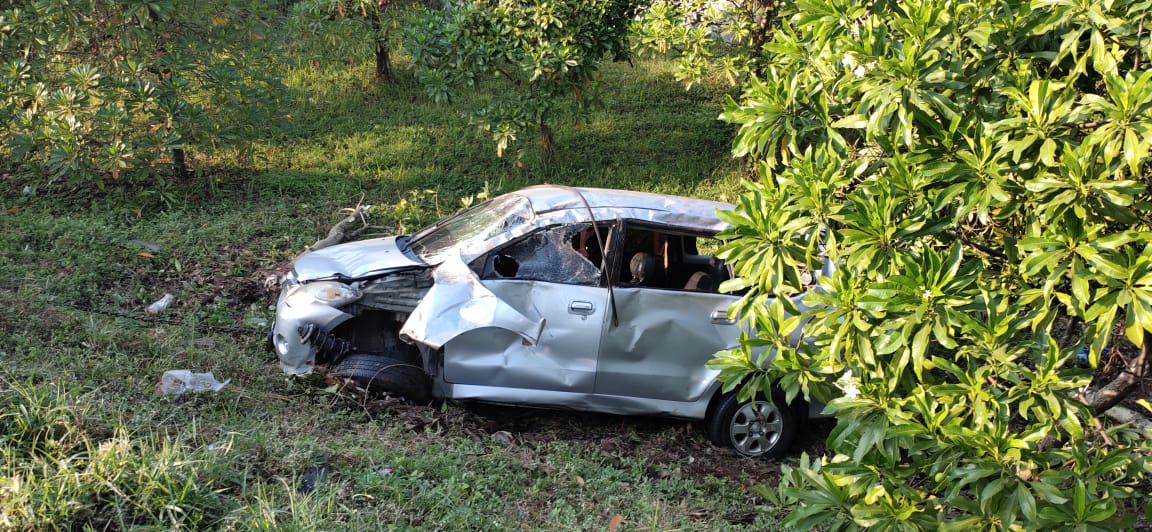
[629, 252, 654, 285]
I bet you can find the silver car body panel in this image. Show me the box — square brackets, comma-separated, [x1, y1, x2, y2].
[273, 292, 356, 374]
[519, 185, 731, 233]
[438, 279, 606, 393]
[294, 235, 423, 282]
[273, 185, 837, 419]
[594, 287, 739, 402]
[399, 253, 545, 349]
[436, 383, 717, 419]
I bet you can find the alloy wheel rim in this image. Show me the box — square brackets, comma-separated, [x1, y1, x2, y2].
[729, 401, 783, 456]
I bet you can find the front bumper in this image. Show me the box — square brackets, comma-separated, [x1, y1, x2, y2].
[271, 282, 356, 375]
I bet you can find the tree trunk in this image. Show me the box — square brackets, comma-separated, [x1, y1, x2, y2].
[172, 147, 188, 180]
[371, 13, 392, 83]
[375, 43, 392, 82]
[539, 120, 556, 162]
[1084, 332, 1152, 414]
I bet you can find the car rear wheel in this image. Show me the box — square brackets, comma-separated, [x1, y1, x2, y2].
[331, 353, 431, 403]
[707, 390, 796, 458]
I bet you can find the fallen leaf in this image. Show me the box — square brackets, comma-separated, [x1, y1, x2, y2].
[575, 475, 585, 487]
[6, 207, 17, 215]
[137, 252, 154, 258]
[608, 514, 623, 532]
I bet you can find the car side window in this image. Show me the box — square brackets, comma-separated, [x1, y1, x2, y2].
[614, 225, 730, 293]
[481, 224, 604, 286]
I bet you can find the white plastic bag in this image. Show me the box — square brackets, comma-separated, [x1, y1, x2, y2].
[158, 370, 230, 397]
[146, 293, 175, 315]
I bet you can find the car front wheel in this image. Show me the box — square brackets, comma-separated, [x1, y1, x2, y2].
[331, 353, 431, 403]
[707, 391, 796, 458]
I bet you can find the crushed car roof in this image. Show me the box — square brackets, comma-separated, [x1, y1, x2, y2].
[516, 185, 734, 232]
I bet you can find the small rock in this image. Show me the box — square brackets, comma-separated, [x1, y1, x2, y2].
[491, 430, 515, 445]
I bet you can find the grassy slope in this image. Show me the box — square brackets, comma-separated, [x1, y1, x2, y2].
[0, 58, 787, 529]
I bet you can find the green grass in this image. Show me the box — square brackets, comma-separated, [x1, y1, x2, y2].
[0, 54, 787, 529]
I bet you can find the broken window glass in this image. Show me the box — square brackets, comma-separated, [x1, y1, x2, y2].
[491, 224, 602, 286]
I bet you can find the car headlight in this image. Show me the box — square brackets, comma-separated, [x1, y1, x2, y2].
[284, 281, 361, 308]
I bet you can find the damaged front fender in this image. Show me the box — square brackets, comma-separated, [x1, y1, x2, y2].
[400, 253, 545, 349]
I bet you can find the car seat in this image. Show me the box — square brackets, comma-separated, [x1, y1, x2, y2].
[683, 271, 716, 292]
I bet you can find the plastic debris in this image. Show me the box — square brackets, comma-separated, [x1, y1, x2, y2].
[158, 370, 230, 397]
[146, 293, 174, 315]
[128, 240, 162, 252]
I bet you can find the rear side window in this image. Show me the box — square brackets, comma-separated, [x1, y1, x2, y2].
[613, 224, 731, 293]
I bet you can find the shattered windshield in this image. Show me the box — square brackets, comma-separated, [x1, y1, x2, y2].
[408, 194, 534, 264]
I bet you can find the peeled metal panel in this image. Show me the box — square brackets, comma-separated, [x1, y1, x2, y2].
[594, 287, 741, 402]
[441, 280, 606, 393]
[400, 253, 544, 349]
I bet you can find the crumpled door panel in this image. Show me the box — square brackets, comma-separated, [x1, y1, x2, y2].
[437, 279, 605, 393]
[400, 253, 544, 349]
[595, 287, 739, 402]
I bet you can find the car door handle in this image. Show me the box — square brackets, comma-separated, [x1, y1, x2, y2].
[570, 301, 595, 316]
[711, 310, 735, 325]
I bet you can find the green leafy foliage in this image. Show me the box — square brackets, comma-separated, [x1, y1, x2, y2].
[403, 0, 638, 159]
[0, 0, 286, 189]
[709, 0, 1152, 527]
[288, 0, 426, 82]
[632, 0, 778, 88]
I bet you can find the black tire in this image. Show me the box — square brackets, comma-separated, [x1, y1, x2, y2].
[707, 390, 796, 458]
[331, 353, 431, 403]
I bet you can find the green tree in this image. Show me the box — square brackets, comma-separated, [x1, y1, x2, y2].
[404, 0, 637, 160]
[709, 0, 1152, 527]
[0, 0, 285, 189]
[632, 0, 779, 88]
[289, 0, 425, 83]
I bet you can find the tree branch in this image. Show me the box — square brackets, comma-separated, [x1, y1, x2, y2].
[494, 65, 521, 86]
[1083, 334, 1151, 414]
[310, 203, 371, 251]
[948, 230, 1007, 260]
[1076, 119, 1112, 130]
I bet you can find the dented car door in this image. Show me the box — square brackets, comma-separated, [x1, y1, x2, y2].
[594, 226, 740, 402]
[437, 224, 610, 393]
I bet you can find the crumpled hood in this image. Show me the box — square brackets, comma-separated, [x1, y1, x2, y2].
[294, 236, 425, 281]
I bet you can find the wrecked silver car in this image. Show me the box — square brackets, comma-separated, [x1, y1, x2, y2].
[272, 185, 820, 457]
